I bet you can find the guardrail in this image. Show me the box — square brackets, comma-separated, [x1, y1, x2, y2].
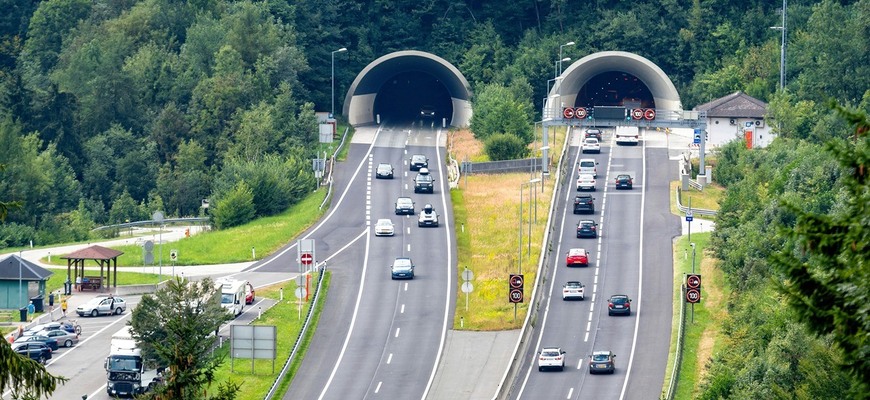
[264, 263, 327, 400]
[664, 284, 688, 400]
[675, 187, 717, 217]
[92, 217, 210, 232]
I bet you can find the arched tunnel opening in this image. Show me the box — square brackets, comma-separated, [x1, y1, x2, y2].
[574, 71, 656, 109]
[373, 71, 454, 124]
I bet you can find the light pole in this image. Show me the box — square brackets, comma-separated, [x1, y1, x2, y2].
[519, 178, 542, 265]
[770, 0, 787, 90]
[331, 47, 347, 117]
[556, 57, 571, 108]
[690, 242, 696, 274]
[558, 41, 575, 75]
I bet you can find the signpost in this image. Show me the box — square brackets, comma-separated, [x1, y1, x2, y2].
[461, 267, 474, 312]
[509, 274, 524, 321]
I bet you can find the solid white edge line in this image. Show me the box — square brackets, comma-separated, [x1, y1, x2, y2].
[619, 129, 647, 399]
[317, 229, 372, 400]
[421, 128, 456, 400]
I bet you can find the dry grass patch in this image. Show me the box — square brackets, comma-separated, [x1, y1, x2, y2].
[696, 250, 726, 383]
[449, 129, 487, 162]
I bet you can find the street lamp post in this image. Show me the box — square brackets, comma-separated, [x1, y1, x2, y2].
[559, 41, 575, 75]
[555, 57, 571, 108]
[690, 242, 696, 274]
[770, 0, 787, 90]
[519, 178, 542, 266]
[331, 48, 347, 117]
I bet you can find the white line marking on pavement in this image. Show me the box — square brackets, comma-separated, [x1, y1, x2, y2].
[395, 328, 400, 338]
[387, 353, 393, 364]
[375, 382, 382, 393]
[401, 304, 405, 313]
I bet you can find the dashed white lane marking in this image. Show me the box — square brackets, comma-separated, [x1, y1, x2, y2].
[407, 244, 411, 252]
[375, 382, 382, 393]
[395, 328, 400, 338]
[404, 282, 408, 291]
[568, 387, 575, 397]
[387, 353, 393, 364]
[401, 304, 405, 313]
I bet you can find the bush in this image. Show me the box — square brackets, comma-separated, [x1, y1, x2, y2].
[210, 181, 256, 229]
[484, 133, 528, 160]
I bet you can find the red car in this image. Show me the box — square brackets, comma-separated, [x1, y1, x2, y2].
[245, 282, 255, 304]
[566, 248, 589, 267]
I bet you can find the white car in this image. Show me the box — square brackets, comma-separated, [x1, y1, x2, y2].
[581, 137, 600, 153]
[418, 204, 439, 227]
[576, 174, 596, 191]
[562, 281, 586, 300]
[374, 219, 395, 236]
[76, 295, 126, 317]
[578, 158, 598, 178]
[538, 346, 566, 371]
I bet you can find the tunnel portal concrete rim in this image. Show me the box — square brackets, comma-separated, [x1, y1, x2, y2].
[557, 51, 682, 110]
[343, 50, 473, 126]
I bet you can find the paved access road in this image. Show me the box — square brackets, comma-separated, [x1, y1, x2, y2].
[510, 127, 679, 400]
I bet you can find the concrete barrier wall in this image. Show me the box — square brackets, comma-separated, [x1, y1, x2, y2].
[461, 158, 546, 174]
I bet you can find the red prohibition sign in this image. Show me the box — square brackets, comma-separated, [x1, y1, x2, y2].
[687, 274, 701, 289]
[686, 288, 701, 303]
[300, 253, 313, 265]
[563, 107, 575, 119]
[509, 288, 524, 303]
[509, 274, 524, 289]
[631, 108, 644, 120]
[575, 107, 588, 119]
[644, 108, 656, 120]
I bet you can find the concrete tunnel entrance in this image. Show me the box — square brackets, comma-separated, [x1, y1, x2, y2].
[343, 51, 473, 127]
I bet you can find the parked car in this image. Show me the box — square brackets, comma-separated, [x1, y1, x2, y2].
[15, 334, 58, 351]
[376, 163, 394, 179]
[37, 329, 79, 348]
[566, 248, 589, 267]
[588, 350, 616, 374]
[76, 295, 126, 317]
[24, 321, 79, 336]
[581, 137, 601, 154]
[578, 158, 598, 177]
[573, 195, 595, 214]
[584, 129, 603, 141]
[607, 294, 632, 316]
[615, 174, 633, 190]
[418, 204, 439, 227]
[390, 258, 415, 280]
[410, 154, 429, 171]
[576, 220, 599, 238]
[395, 196, 415, 215]
[13, 342, 52, 365]
[374, 218, 395, 236]
[537, 347, 566, 371]
[576, 174, 596, 191]
[562, 281, 586, 300]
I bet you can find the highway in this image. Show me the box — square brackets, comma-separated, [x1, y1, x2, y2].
[511, 127, 679, 399]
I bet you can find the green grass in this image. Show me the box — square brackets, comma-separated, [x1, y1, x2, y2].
[43, 191, 327, 267]
[208, 271, 329, 398]
[674, 181, 725, 211]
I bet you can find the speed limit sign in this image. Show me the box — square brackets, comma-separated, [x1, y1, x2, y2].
[686, 288, 701, 303]
[509, 288, 524, 303]
[509, 274, 524, 303]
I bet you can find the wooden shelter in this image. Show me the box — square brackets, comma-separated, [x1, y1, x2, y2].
[61, 245, 124, 291]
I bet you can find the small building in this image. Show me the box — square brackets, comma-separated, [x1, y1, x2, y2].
[0, 254, 53, 310]
[694, 91, 775, 148]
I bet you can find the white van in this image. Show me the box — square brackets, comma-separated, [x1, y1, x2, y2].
[578, 158, 598, 178]
[615, 126, 639, 145]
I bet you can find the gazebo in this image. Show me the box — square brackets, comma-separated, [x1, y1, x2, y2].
[61, 245, 124, 291]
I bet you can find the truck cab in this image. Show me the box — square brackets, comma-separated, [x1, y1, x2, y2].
[106, 326, 161, 397]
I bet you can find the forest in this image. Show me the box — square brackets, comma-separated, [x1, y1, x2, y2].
[0, 0, 868, 397]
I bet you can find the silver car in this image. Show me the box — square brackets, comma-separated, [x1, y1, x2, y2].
[37, 329, 79, 348]
[374, 219, 395, 236]
[76, 296, 126, 317]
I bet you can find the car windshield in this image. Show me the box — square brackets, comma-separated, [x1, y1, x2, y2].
[542, 350, 560, 357]
[581, 222, 594, 228]
[378, 164, 391, 171]
[397, 198, 412, 206]
[565, 282, 581, 288]
[580, 161, 595, 167]
[107, 355, 142, 372]
[585, 139, 598, 144]
[592, 354, 610, 362]
[377, 220, 391, 226]
[221, 293, 234, 304]
[412, 155, 426, 163]
[393, 259, 412, 268]
[611, 297, 627, 304]
[416, 175, 432, 182]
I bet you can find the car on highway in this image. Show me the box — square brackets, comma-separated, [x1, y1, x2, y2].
[566, 248, 589, 267]
[562, 281, 586, 300]
[537, 347, 566, 371]
[15, 334, 58, 351]
[13, 342, 52, 364]
[410, 154, 429, 171]
[573, 194, 595, 214]
[374, 219, 395, 236]
[576, 220, 599, 238]
[36, 329, 79, 348]
[390, 258, 415, 280]
[395, 196, 415, 215]
[420, 105, 436, 119]
[588, 350, 616, 374]
[76, 295, 126, 317]
[576, 174, 596, 191]
[414, 169, 434, 193]
[376, 163, 394, 179]
[418, 204, 439, 227]
[578, 158, 597, 178]
[615, 174, 633, 190]
[607, 294, 632, 316]
[581, 137, 601, 154]
[584, 128, 603, 141]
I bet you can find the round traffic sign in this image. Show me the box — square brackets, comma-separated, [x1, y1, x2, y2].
[509, 288, 524, 303]
[143, 240, 154, 251]
[462, 269, 474, 281]
[686, 288, 700, 303]
[295, 287, 307, 299]
[575, 107, 588, 119]
[509, 275, 524, 289]
[644, 108, 656, 120]
[631, 108, 644, 120]
[461, 282, 474, 293]
[562, 107, 575, 119]
[687, 274, 701, 289]
[300, 253, 313, 265]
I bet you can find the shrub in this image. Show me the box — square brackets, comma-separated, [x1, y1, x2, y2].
[210, 181, 256, 229]
[484, 133, 528, 160]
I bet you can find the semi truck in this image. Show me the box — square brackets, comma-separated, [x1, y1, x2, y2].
[105, 326, 162, 397]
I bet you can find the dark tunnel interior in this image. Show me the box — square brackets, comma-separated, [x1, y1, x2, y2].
[373, 71, 454, 124]
[574, 71, 655, 109]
